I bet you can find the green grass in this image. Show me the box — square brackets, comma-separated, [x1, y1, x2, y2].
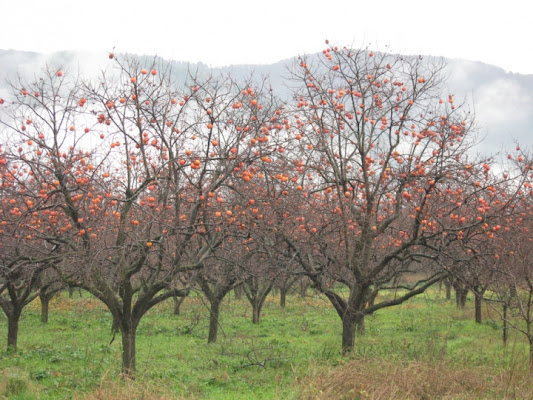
[0, 288, 530, 399]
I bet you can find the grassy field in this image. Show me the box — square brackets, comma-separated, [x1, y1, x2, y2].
[0, 288, 532, 399]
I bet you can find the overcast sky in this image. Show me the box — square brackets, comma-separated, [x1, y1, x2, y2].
[1, 0, 530, 74]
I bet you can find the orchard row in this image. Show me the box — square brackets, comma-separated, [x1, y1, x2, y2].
[1, 45, 532, 376]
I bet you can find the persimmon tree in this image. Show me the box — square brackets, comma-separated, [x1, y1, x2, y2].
[444, 238, 494, 321]
[0, 257, 58, 351]
[37, 271, 62, 323]
[0, 56, 284, 375]
[242, 266, 277, 324]
[487, 211, 533, 372]
[233, 144, 304, 323]
[436, 146, 532, 326]
[196, 232, 251, 343]
[274, 271, 299, 308]
[275, 43, 501, 354]
[198, 161, 292, 330]
[477, 151, 533, 371]
[440, 186, 507, 322]
[81, 59, 286, 374]
[0, 146, 61, 350]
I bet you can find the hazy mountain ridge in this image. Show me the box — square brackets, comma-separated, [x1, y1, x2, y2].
[1, 49, 531, 155]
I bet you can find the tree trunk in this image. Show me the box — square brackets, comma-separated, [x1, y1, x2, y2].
[252, 301, 261, 324]
[366, 291, 378, 308]
[121, 321, 137, 377]
[503, 304, 508, 346]
[445, 279, 451, 300]
[474, 292, 483, 324]
[68, 286, 82, 298]
[7, 311, 21, 352]
[40, 293, 50, 324]
[280, 288, 287, 308]
[455, 288, 467, 308]
[112, 314, 121, 334]
[356, 313, 365, 335]
[460, 288, 468, 307]
[299, 279, 308, 297]
[234, 285, 243, 300]
[208, 300, 221, 343]
[341, 313, 356, 355]
[173, 295, 186, 315]
[529, 338, 533, 375]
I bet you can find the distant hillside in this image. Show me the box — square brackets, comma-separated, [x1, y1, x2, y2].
[1, 49, 531, 156]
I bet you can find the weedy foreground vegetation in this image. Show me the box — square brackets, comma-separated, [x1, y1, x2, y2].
[1, 288, 532, 400]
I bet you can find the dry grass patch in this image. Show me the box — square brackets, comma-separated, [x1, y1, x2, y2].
[298, 357, 533, 399]
[78, 378, 189, 400]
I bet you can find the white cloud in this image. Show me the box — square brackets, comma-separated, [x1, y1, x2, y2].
[476, 79, 533, 126]
[1, 0, 532, 73]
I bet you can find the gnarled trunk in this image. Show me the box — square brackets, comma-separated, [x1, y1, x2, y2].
[7, 311, 21, 352]
[460, 288, 468, 307]
[173, 294, 186, 315]
[356, 313, 365, 335]
[121, 320, 138, 377]
[111, 314, 121, 335]
[208, 299, 221, 343]
[252, 300, 261, 324]
[244, 278, 272, 324]
[234, 285, 243, 300]
[473, 288, 485, 324]
[39, 293, 52, 323]
[475, 295, 482, 323]
[197, 274, 237, 343]
[503, 304, 508, 346]
[280, 287, 287, 308]
[455, 288, 468, 308]
[341, 312, 356, 355]
[444, 278, 452, 300]
[250, 289, 271, 324]
[299, 278, 309, 298]
[40, 294, 50, 324]
[342, 310, 366, 355]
